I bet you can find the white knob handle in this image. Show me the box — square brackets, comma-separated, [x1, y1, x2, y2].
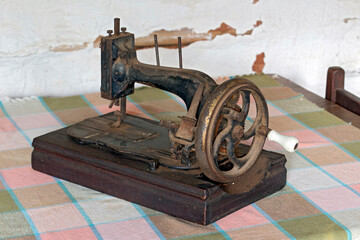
[267, 130, 299, 152]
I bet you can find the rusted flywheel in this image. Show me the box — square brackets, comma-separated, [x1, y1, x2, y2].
[195, 78, 269, 183]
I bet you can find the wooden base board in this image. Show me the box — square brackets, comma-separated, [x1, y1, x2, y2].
[32, 126, 287, 225]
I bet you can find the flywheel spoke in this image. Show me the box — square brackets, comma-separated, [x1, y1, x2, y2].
[213, 122, 232, 161]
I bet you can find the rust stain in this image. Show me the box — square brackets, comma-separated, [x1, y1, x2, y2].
[242, 29, 253, 36]
[208, 22, 237, 39]
[93, 20, 262, 50]
[50, 42, 88, 52]
[252, 52, 265, 73]
[253, 0, 259, 4]
[93, 35, 102, 48]
[135, 22, 236, 49]
[240, 20, 262, 36]
[344, 17, 358, 23]
[254, 20, 262, 28]
[135, 28, 209, 49]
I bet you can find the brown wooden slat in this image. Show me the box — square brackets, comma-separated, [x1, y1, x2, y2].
[273, 75, 360, 128]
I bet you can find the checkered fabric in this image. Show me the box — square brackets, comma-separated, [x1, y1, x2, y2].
[1, 74, 360, 240]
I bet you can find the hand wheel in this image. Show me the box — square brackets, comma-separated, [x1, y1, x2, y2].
[195, 77, 269, 183]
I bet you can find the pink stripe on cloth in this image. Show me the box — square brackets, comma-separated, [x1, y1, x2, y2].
[283, 129, 331, 149]
[323, 162, 360, 185]
[12, 112, 60, 130]
[216, 205, 269, 230]
[1, 166, 55, 189]
[304, 186, 360, 212]
[0, 118, 17, 132]
[41, 227, 97, 240]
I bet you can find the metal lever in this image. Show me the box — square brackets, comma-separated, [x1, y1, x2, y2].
[267, 130, 298, 152]
[114, 18, 120, 35]
[175, 84, 204, 141]
[258, 126, 299, 152]
[120, 97, 126, 114]
[178, 37, 183, 69]
[154, 34, 160, 66]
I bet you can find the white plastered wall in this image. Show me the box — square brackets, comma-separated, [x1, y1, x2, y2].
[0, 0, 359, 98]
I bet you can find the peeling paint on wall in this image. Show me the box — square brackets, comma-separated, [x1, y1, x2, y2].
[135, 28, 208, 49]
[93, 21, 262, 50]
[208, 23, 237, 38]
[344, 17, 358, 23]
[50, 43, 89, 52]
[93, 36, 102, 48]
[134, 22, 237, 49]
[240, 20, 262, 36]
[252, 52, 265, 73]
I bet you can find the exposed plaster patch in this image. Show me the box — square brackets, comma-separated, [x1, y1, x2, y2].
[135, 27, 209, 49]
[134, 22, 237, 49]
[252, 52, 265, 73]
[208, 22, 237, 38]
[50, 42, 89, 52]
[254, 20, 262, 28]
[93, 36, 102, 48]
[240, 20, 262, 36]
[93, 21, 262, 50]
[344, 17, 358, 23]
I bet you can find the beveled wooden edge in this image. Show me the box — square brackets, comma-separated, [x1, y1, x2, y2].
[269, 74, 360, 128]
[326, 67, 345, 102]
[325, 67, 360, 115]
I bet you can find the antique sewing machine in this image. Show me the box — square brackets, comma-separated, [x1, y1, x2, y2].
[32, 18, 298, 225]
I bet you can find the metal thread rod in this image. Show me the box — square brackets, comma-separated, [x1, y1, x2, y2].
[154, 34, 160, 66]
[178, 37, 183, 69]
[120, 97, 126, 114]
[114, 18, 120, 35]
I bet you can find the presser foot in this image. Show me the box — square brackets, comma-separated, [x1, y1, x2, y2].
[110, 110, 125, 128]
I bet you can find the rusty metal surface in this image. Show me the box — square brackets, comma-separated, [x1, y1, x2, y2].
[195, 78, 268, 183]
[69, 18, 278, 189]
[175, 83, 204, 142]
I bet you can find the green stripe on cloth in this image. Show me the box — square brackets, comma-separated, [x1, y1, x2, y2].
[241, 74, 282, 88]
[0, 190, 19, 212]
[43, 96, 89, 111]
[340, 142, 360, 158]
[292, 110, 347, 129]
[271, 96, 321, 114]
[278, 214, 348, 240]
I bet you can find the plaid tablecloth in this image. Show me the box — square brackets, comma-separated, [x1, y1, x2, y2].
[1, 74, 360, 240]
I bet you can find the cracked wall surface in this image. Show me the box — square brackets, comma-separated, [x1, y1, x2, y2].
[0, 0, 359, 98]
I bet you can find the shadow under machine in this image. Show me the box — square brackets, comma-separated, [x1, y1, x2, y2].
[32, 18, 298, 225]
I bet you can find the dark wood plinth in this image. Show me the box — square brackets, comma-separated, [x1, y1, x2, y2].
[32, 127, 286, 225]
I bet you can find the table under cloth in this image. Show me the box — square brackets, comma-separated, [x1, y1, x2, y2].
[0, 74, 359, 240]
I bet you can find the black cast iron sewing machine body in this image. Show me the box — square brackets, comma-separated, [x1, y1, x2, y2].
[32, 18, 298, 225]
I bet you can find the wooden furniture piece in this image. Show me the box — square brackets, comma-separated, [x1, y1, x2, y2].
[274, 74, 360, 128]
[32, 126, 287, 225]
[326, 66, 360, 116]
